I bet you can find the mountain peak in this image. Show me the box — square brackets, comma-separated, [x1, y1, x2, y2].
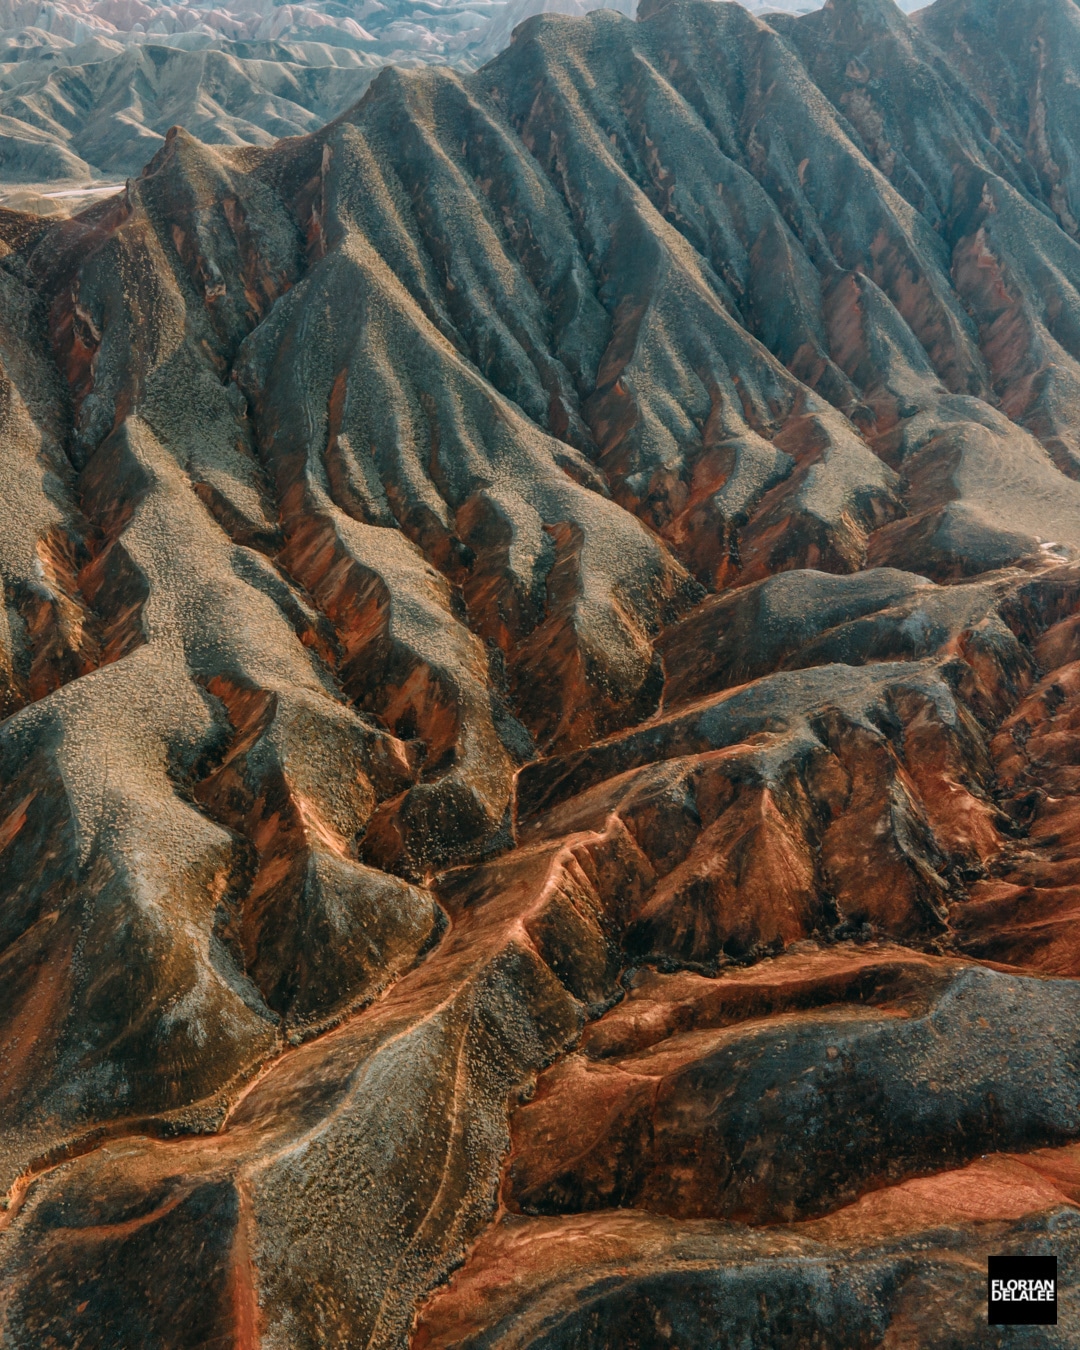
[820, 0, 911, 36]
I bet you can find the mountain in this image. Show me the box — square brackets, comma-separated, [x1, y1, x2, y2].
[0, 37, 385, 181]
[0, 0, 940, 186]
[3, 0, 1080, 1343]
[0, 0, 642, 184]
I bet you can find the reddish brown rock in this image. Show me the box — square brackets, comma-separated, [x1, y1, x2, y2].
[5, 0, 1080, 1344]
[502, 951, 1080, 1225]
[414, 1162, 1080, 1349]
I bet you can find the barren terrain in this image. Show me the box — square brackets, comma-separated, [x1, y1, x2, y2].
[3, 0, 1080, 1344]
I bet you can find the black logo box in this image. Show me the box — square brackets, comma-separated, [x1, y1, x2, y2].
[988, 1255, 1058, 1327]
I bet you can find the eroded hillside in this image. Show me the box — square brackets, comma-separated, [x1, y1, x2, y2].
[2, 0, 1080, 1344]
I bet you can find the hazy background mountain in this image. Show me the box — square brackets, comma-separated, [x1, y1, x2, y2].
[0, 0, 929, 188]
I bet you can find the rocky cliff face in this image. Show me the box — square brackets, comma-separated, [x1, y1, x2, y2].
[3, 0, 1080, 1343]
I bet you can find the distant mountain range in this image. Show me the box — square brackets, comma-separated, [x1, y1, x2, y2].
[0, 0, 930, 184]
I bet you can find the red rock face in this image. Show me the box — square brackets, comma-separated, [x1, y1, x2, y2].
[6, 0, 1080, 1344]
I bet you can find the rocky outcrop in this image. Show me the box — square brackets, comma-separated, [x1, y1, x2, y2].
[4, 0, 1080, 1345]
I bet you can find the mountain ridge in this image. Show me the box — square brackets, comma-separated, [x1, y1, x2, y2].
[4, 0, 1080, 1344]
[0, 0, 948, 188]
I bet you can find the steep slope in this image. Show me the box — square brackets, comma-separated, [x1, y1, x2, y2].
[0, 0, 952, 186]
[0, 40, 385, 181]
[3, 0, 1080, 1346]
